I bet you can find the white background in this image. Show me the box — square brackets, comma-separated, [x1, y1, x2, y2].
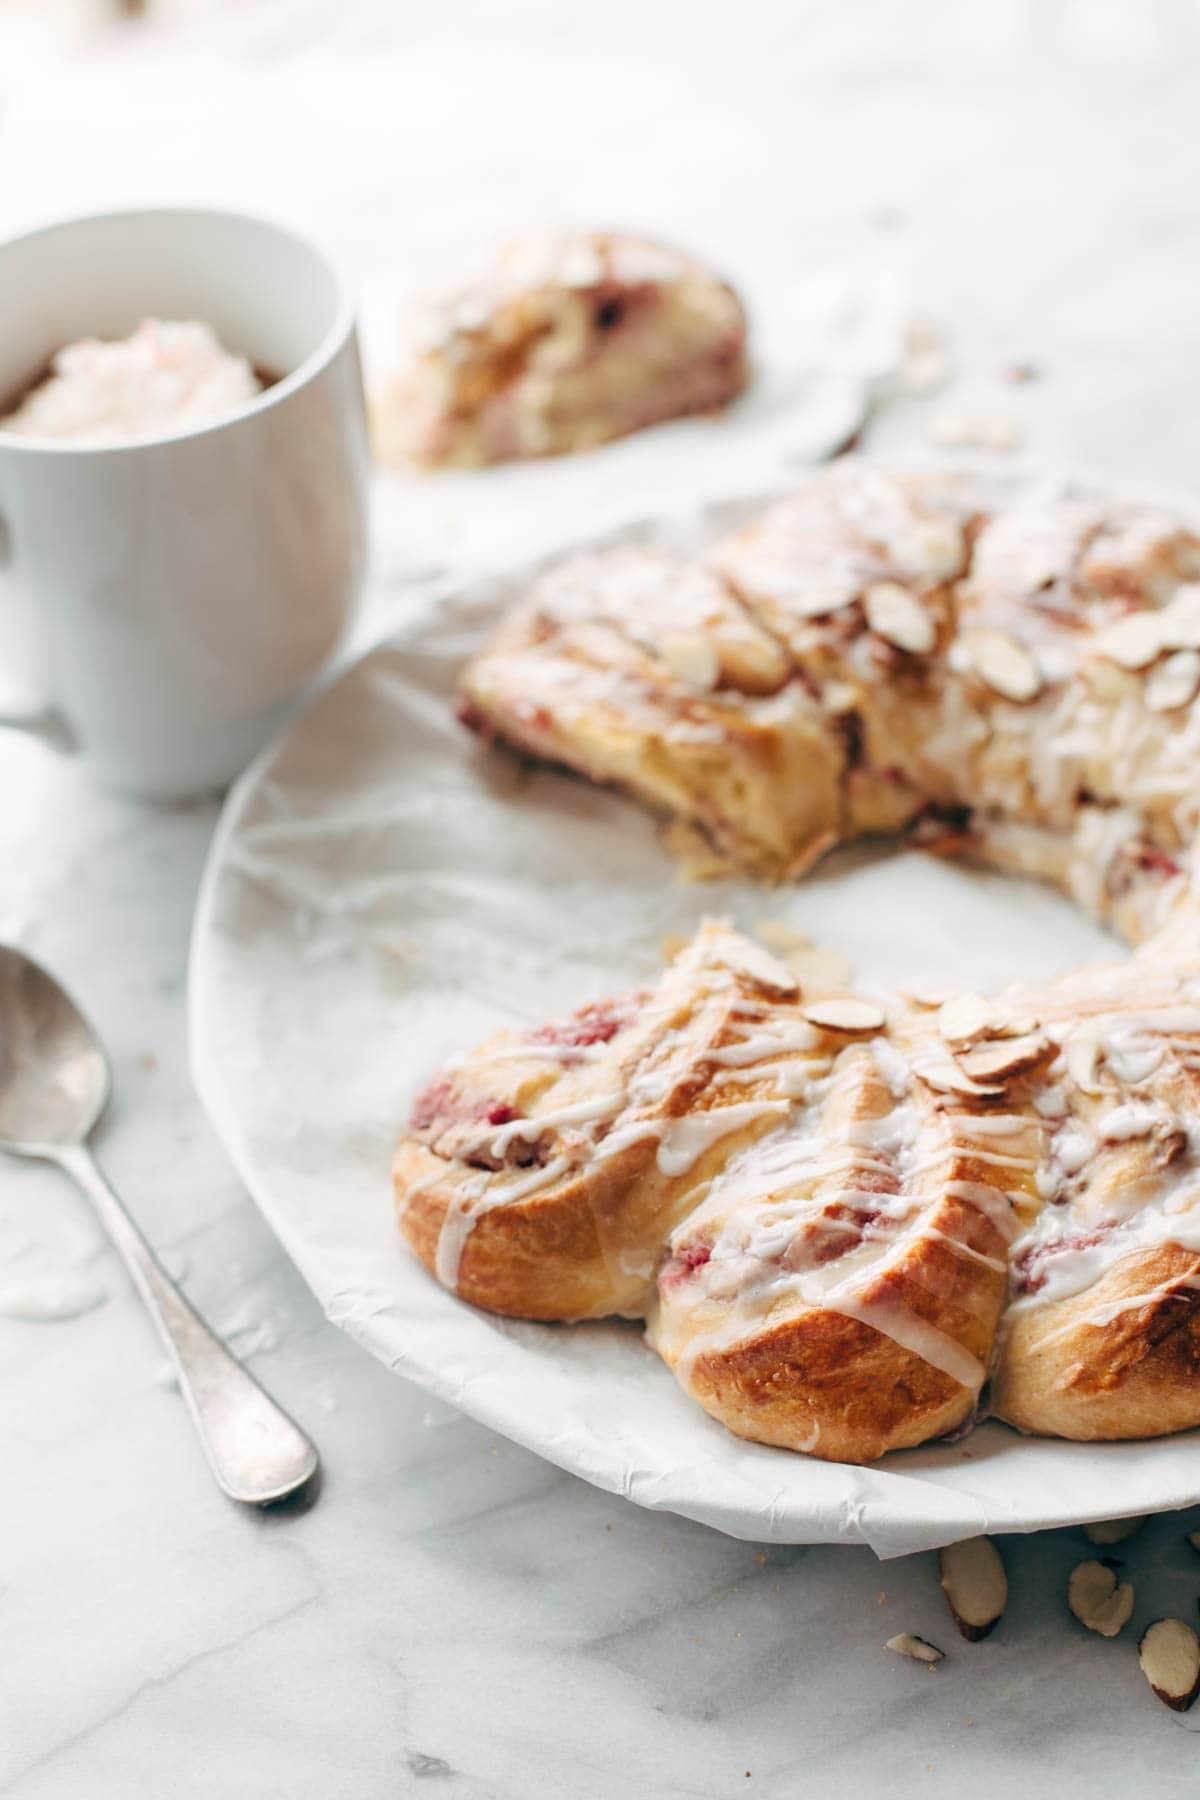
[6, 3, 1200, 1794]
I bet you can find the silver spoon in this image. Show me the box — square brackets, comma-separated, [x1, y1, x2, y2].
[0, 945, 319, 1506]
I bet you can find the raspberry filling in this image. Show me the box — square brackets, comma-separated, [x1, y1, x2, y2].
[1014, 1224, 1114, 1295]
[526, 987, 648, 1057]
[659, 1241, 712, 1287]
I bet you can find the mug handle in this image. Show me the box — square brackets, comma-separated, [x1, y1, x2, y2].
[0, 505, 76, 752]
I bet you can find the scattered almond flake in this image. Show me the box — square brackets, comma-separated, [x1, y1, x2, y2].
[1093, 611, 1163, 671]
[1146, 648, 1200, 712]
[980, 414, 1021, 451]
[898, 348, 950, 396]
[1067, 1561, 1135, 1638]
[1004, 362, 1039, 384]
[885, 1633, 944, 1665]
[785, 945, 855, 996]
[822, 680, 859, 716]
[958, 1032, 1051, 1084]
[754, 919, 812, 954]
[938, 993, 997, 1045]
[660, 933, 689, 961]
[1083, 1514, 1146, 1546]
[903, 519, 965, 582]
[912, 1050, 1003, 1099]
[712, 935, 799, 997]
[1159, 584, 1200, 650]
[1139, 1618, 1200, 1712]
[661, 631, 720, 691]
[913, 1051, 1007, 1101]
[926, 411, 1020, 452]
[927, 411, 976, 449]
[938, 1537, 1008, 1641]
[864, 582, 936, 655]
[1185, 1530, 1200, 1556]
[802, 996, 886, 1035]
[968, 631, 1043, 702]
[907, 318, 944, 355]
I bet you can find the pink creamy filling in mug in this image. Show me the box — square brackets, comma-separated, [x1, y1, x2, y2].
[0, 206, 369, 798]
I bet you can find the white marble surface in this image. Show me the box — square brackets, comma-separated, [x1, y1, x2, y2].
[7, 4, 1200, 1792]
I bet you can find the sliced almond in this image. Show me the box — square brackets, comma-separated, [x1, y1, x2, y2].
[1082, 1515, 1147, 1546]
[958, 1032, 1052, 1084]
[864, 582, 936, 655]
[938, 993, 998, 1046]
[1067, 1560, 1135, 1638]
[661, 631, 720, 692]
[1139, 1618, 1200, 1712]
[1146, 648, 1200, 713]
[1094, 612, 1163, 670]
[1185, 1530, 1200, 1558]
[938, 1536, 1008, 1641]
[785, 945, 855, 996]
[711, 935, 799, 997]
[912, 1051, 1004, 1099]
[885, 1633, 944, 1665]
[803, 996, 886, 1035]
[969, 632, 1043, 702]
[1158, 584, 1200, 650]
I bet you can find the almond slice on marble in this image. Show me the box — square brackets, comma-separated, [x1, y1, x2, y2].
[1146, 649, 1200, 713]
[968, 632, 1043, 702]
[1139, 1619, 1200, 1712]
[957, 1032, 1053, 1085]
[885, 1633, 944, 1665]
[1094, 611, 1164, 670]
[864, 582, 936, 655]
[1082, 1515, 1147, 1546]
[1067, 1561, 1135, 1638]
[938, 993, 998, 1046]
[711, 935, 799, 997]
[938, 1536, 1008, 1641]
[661, 631, 720, 691]
[802, 996, 886, 1035]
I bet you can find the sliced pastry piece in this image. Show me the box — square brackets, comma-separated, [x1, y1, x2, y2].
[394, 923, 834, 1319]
[458, 547, 845, 878]
[992, 941, 1200, 1439]
[650, 1001, 1047, 1462]
[372, 231, 748, 469]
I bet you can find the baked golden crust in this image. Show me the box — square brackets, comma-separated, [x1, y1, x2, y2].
[391, 459, 1200, 1464]
[394, 918, 1200, 1465]
[372, 231, 747, 469]
[394, 925, 833, 1319]
[461, 462, 1200, 931]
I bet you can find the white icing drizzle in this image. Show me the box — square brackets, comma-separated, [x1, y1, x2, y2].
[656, 1101, 790, 1177]
[435, 1155, 571, 1290]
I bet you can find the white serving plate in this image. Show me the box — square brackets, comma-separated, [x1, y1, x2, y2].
[190, 486, 1200, 1557]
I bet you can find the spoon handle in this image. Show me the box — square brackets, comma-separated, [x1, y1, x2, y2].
[55, 1142, 319, 1505]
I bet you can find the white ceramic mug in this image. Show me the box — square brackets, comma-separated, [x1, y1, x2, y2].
[0, 206, 369, 798]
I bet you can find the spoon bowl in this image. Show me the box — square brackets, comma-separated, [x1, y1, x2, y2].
[0, 946, 110, 1152]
